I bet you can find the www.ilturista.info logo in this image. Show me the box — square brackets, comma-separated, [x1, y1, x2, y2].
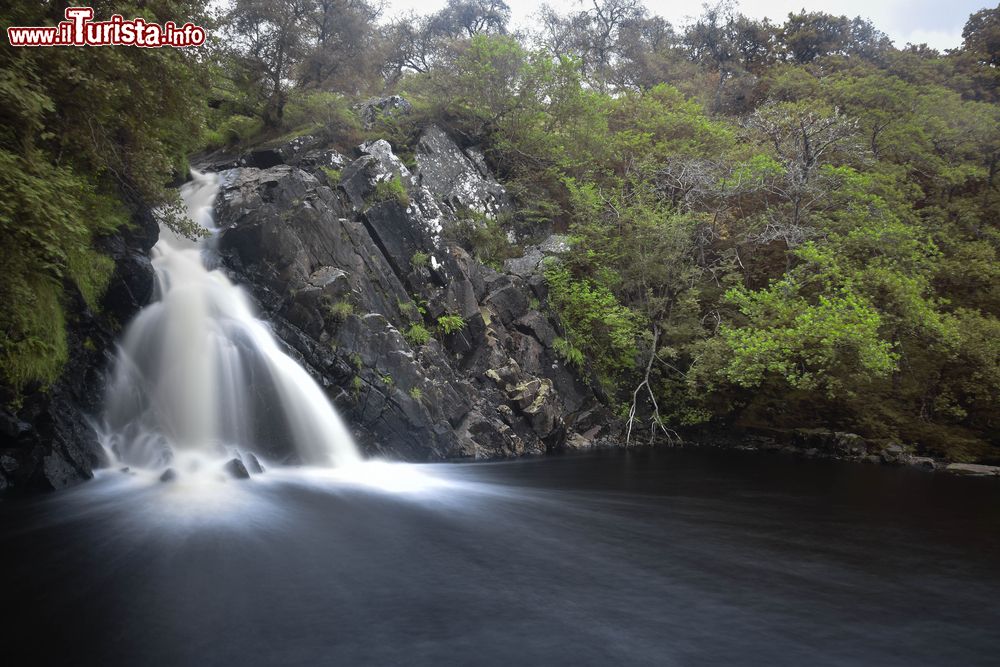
[7, 7, 205, 48]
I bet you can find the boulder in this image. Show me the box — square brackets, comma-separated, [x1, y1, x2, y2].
[224, 458, 251, 480]
[159, 468, 177, 483]
[945, 463, 1000, 477]
[245, 453, 265, 474]
[909, 456, 937, 471]
[879, 443, 907, 464]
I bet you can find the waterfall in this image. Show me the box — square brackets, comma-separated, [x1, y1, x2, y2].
[101, 169, 361, 474]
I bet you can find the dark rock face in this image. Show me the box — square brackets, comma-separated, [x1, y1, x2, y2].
[0, 205, 159, 494]
[210, 125, 610, 462]
[414, 125, 510, 217]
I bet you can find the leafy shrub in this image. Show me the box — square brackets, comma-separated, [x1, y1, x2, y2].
[544, 265, 641, 391]
[437, 314, 467, 335]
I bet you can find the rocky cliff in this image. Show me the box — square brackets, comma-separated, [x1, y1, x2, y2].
[204, 122, 612, 461]
[0, 207, 159, 492]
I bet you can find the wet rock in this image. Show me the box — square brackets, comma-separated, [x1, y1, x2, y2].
[241, 148, 284, 169]
[945, 463, 1000, 477]
[159, 468, 177, 483]
[245, 453, 265, 474]
[224, 458, 251, 480]
[909, 456, 937, 471]
[880, 443, 907, 464]
[486, 283, 529, 326]
[457, 410, 530, 459]
[339, 141, 414, 212]
[565, 431, 595, 450]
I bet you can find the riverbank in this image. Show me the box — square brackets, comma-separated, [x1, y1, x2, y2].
[643, 427, 1000, 479]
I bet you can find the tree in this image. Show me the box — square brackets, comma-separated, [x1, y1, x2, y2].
[298, 0, 382, 93]
[380, 0, 510, 85]
[434, 0, 511, 37]
[225, 0, 313, 128]
[743, 100, 861, 238]
[954, 4, 1000, 102]
[0, 0, 209, 394]
[534, 0, 647, 92]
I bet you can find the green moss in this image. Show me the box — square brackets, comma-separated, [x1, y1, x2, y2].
[368, 175, 409, 208]
[411, 251, 430, 269]
[324, 299, 354, 322]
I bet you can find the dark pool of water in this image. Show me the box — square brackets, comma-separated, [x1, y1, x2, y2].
[2, 447, 999, 666]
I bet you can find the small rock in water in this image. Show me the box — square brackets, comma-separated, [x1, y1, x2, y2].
[244, 453, 265, 475]
[120, 467, 130, 474]
[224, 458, 250, 480]
[159, 468, 177, 483]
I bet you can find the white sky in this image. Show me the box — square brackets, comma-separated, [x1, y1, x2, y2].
[380, 0, 993, 52]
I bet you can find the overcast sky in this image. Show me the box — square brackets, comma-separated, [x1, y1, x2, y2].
[381, 0, 993, 52]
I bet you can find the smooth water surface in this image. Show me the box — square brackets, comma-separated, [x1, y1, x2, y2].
[2, 448, 999, 666]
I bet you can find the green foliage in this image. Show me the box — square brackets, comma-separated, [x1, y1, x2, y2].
[404, 323, 432, 347]
[552, 337, 585, 368]
[323, 299, 354, 322]
[437, 314, 467, 335]
[718, 285, 897, 396]
[320, 167, 342, 184]
[0, 1, 208, 396]
[411, 251, 430, 269]
[545, 264, 641, 391]
[369, 175, 409, 208]
[394, 23, 997, 455]
[408, 386, 424, 401]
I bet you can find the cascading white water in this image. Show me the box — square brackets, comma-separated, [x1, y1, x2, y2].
[102, 169, 361, 474]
